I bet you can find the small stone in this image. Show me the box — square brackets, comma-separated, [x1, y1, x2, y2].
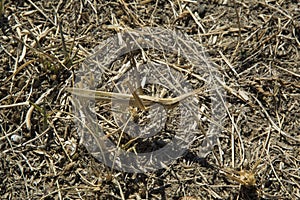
[11, 134, 22, 143]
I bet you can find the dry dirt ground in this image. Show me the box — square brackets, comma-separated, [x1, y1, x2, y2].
[0, 0, 300, 199]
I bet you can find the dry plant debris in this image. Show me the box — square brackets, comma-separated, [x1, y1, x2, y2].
[0, 0, 299, 199]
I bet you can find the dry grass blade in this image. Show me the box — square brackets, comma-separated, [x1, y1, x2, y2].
[66, 87, 204, 106]
[3, 59, 36, 85]
[0, 101, 29, 109]
[27, 0, 56, 26]
[25, 88, 55, 130]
